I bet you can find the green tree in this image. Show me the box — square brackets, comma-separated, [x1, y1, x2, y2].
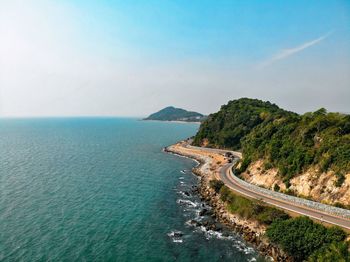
[308, 242, 350, 262]
[194, 98, 350, 183]
[266, 217, 346, 261]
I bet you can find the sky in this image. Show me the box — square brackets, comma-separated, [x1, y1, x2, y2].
[0, 0, 349, 117]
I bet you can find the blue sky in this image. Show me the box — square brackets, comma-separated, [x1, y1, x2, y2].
[66, 0, 349, 60]
[0, 0, 349, 116]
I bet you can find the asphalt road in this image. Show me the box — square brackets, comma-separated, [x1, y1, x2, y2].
[220, 163, 350, 230]
[187, 145, 350, 230]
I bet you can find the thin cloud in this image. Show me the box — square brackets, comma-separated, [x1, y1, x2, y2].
[258, 32, 332, 68]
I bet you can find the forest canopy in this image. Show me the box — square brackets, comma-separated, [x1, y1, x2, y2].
[193, 98, 350, 181]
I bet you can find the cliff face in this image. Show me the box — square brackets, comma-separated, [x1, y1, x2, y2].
[241, 160, 350, 206]
[290, 169, 350, 206]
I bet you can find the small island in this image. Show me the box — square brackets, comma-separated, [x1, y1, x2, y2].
[144, 106, 206, 122]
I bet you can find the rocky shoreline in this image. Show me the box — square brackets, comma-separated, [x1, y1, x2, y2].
[164, 145, 292, 262]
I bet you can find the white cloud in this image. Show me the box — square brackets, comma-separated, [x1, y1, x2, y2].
[258, 32, 332, 68]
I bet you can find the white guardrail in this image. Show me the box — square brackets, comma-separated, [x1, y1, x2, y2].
[186, 144, 350, 220]
[229, 167, 350, 220]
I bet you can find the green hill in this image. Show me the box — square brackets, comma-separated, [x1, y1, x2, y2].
[144, 106, 205, 122]
[193, 98, 350, 182]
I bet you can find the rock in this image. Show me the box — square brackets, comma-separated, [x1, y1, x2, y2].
[221, 231, 230, 237]
[189, 219, 197, 225]
[209, 224, 216, 231]
[214, 223, 223, 231]
[199, 208, 207, 216]
[189, 219, 202, 227]
[173, 231, 183, 237]
[271, 247, 277, 261]
[199, 208, 213, 216]
[165, 146, 293, 262]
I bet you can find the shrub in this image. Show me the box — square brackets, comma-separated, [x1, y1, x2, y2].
[236, 156, 251, 175]
[284, 189, 296, 196]
[273, 184, 280, 192]
[255, 207, 289, 225]
[219, 186, 254, 218]
[227, 196, 254, 219]
[219, 186, 289, 224]
[335, 172, 345, 187]
[324, 226, 347, 243]
[209, 179, 224, 193]
[334, 202, 346, 208]
[240, 156, 251, 172]
[308, 242, 350, 262]
[266, 217, 347, 261]
[334, 202, 350, 210]
[284, 179, 291, 188]
[264, 161, 273, 170]
[219, 186, 232, 202]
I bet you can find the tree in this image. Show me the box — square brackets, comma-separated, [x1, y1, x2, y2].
[308, 242, 350, 262]
[266, 217, 346, 261]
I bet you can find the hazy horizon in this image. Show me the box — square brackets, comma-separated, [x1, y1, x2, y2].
[0, 98, 349, 119]
[1, 0, 349, 117]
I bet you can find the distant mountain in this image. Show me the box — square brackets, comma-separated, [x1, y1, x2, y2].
[144, 106, 206, 122]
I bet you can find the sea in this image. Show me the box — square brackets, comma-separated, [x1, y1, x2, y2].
[0, 118, 264, 262]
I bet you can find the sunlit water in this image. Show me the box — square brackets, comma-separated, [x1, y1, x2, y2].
[0, 118, 263, 261]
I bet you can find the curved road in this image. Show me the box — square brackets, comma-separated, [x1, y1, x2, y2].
[220, 162, 350, 230]
[185, 145, 350, 230]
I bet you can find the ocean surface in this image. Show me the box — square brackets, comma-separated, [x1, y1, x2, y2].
[0, 118, 263, 261]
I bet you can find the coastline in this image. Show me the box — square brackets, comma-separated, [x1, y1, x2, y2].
[164, 141, 291, 262]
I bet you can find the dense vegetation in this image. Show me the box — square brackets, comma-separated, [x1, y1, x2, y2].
[193, 98, 295, 149]
[267, 217, 348, 261]
[308, 241, 350, 262]
[210, 181, 349, 261]
[209, 179, 224, 193]
[211, 182, 290, 225]
[194, 98, 350, 182]
[144, 106, 205, 122]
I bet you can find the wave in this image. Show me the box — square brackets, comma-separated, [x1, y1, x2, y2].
[167, 230, 184, 243]
[178, 191, 191, 198]
[177, 199, 198, 207]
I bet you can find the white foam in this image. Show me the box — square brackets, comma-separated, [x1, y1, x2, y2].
[193, 225, 256, 256]
[173, 239, 183, 243]
[167, 230, 182, 237]
[177, 199, 197, 207]
[247, 257, 257, 262]
[178, 191, 190, 198]
[167, 231, 184, 243]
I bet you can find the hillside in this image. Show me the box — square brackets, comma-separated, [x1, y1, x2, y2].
[144, 106, 205, 122]
[193, 98, 350, 205]
[193, 98, 296, 149]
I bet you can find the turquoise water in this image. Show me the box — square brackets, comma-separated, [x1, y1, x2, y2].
[0, 118, 262, 261]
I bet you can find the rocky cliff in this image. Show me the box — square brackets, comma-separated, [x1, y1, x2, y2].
[241, 160, 350, 207]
